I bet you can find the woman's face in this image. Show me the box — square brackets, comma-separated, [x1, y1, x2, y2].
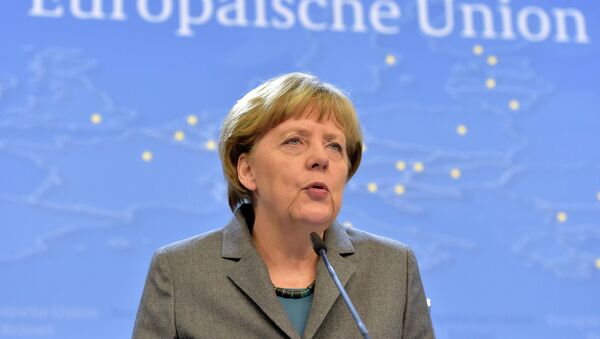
[238, 108, 349, 230]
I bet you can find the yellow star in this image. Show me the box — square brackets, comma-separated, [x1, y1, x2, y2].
[473, 44, 484, 55]
[486, 78, 496, 89]
[394, 184, 405, 195]
[141, 151, 153, 162]
[90, 113, 102, 124]
[556, 212, 568, 223]
[367, 182, 378, 193]
[450, 168, 461, 179]
[413, 162, 425, 173]
[205, 140, 217, 151]
[386, 54, 396, 65]
[509, 100, 520, 111]
[395, 160, 406, 171]
[174, 130, 185, 141]
[456, 124, 468, 136]
[487, 55, 498, 66]
[187, 114, 198, 126]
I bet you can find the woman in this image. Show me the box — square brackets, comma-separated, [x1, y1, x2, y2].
[133, 73, 435, 338]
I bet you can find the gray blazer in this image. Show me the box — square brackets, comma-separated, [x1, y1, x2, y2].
[133, 208, 435, 338]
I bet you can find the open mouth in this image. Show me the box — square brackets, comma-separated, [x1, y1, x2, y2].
[304, 182, 329, 192]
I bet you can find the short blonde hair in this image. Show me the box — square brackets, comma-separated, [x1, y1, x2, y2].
[219, 72, 363, 211]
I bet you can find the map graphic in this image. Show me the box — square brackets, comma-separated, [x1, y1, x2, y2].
[1, 1, 599, 338]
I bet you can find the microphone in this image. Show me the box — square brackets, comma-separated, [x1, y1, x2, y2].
[310, 232, 370, 339]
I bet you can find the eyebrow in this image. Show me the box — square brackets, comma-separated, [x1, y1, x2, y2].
[283, 127, 345, 141]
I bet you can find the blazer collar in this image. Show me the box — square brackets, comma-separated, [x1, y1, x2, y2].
[222, 207, 299, 338]
[302, 220, 356, 339]
[221, 206, 357, 338]
[222, 206, 356, 259]
[221, 205, 256, 259]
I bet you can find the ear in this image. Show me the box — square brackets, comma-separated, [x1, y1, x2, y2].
[237, 153, 257, 191]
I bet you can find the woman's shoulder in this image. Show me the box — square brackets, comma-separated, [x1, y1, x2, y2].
[154, 228, 225, 259]
[342, 225, 414, 257]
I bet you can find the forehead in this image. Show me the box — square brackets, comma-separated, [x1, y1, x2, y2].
[290, 103, 344, 129]
[272, 111, 346, 138]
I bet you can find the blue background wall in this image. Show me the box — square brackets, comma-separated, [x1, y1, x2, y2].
[1, 1, 599, 338]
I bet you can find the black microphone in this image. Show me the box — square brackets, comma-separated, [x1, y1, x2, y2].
[310, 232, 370, 339]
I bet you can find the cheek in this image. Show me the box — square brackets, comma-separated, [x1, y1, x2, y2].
[255, 159, 297, 192]
[334, 182, 346, 197]
[337, 161, 350, 183]
[332, 171, 348, 194]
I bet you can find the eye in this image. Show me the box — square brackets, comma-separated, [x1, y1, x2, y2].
[283, 137, 303, 145]
[328, 142, 344, 153]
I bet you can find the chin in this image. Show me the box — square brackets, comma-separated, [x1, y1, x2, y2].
[295, 207, 336, 228]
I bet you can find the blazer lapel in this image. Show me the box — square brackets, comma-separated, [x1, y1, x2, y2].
[302, 222, 356, 339]
[222, 210, 300, 339]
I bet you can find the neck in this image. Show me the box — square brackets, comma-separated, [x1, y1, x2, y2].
[251, 209, 325, 288]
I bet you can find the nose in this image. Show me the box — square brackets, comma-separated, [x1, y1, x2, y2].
[306, 144, 329, 171]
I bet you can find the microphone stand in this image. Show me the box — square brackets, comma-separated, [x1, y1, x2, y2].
[310, 232, 370, 339]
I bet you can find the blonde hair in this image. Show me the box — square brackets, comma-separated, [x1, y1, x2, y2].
[219, 72, 363, 211]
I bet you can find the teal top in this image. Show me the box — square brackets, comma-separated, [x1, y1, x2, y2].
[275, 282, 315, 336]
[277, 294, 313, 336]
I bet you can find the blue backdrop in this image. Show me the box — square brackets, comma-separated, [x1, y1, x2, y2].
[1, 1, 599, 338]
